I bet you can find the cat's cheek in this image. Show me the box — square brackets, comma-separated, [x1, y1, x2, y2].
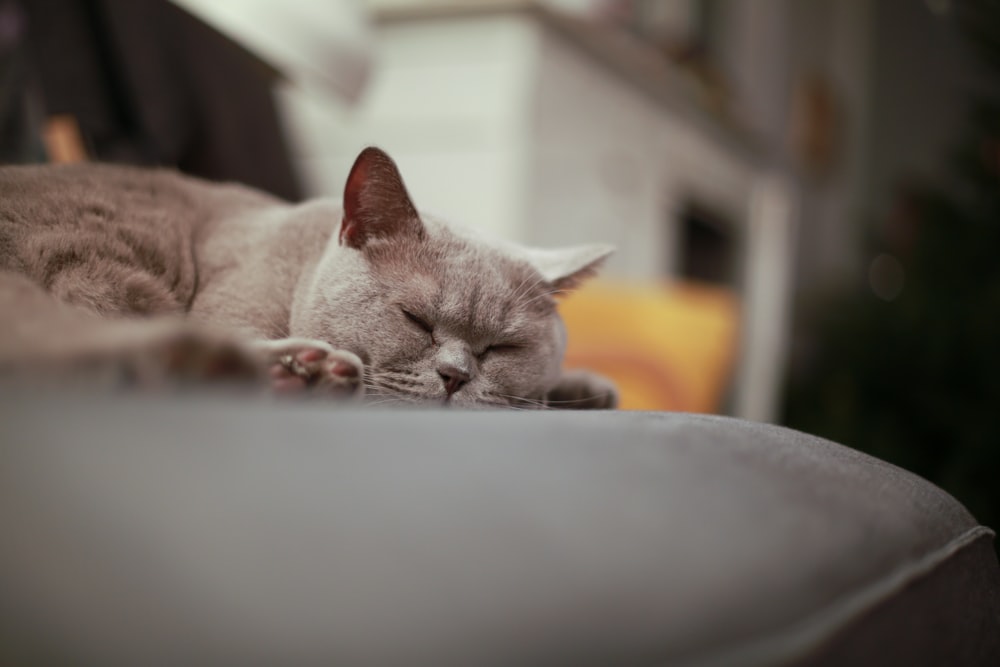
[483, 361, 538, 401]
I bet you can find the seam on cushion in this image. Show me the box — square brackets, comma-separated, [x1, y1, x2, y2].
[671, 525, 996, 667]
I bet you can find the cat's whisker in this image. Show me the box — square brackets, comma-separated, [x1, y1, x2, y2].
[493, 389, 618, 410]
[487, 392, 552, 410]
[489, 402, 538, 412]
[520, 289, 566, 309]
[506, 274, 538, 304]
[364, 396, 410, 408]
[543, 392, 617, 404]
[367, 377, 431, 403]
[502, 274, 542, 314]
[508, 274, 549, 308]
[543, 391, 618, 407]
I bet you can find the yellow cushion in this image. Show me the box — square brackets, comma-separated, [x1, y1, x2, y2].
[559, 281, 740, 412]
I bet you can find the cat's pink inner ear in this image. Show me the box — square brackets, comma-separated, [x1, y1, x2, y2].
[340, 147, 422, 249]
[339, 153, 370, 247]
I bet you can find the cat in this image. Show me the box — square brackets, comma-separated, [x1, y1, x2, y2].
[0, 147, 617, 408]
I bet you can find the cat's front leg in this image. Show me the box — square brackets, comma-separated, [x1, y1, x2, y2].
[252, 339, 364, 399]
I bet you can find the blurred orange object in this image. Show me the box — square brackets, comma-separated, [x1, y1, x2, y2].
[43, 115, 88, 164]
[559, 281, 740, 412]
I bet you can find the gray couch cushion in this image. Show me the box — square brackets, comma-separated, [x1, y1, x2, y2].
[0, 394, 997, 665]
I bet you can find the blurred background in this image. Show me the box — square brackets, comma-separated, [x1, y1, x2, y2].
[1, 0, 998, 530]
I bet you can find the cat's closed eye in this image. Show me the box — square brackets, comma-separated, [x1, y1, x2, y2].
[478, 344, 521, 360]
[401, 308, 434, 335]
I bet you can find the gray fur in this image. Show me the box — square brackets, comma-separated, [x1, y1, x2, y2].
[0, 148, 615, 408]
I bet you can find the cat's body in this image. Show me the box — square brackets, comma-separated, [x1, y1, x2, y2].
[0, 148, 616, 408]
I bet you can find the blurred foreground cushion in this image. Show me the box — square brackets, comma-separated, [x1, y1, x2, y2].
[0, 395, 996, 665]
[559, 281, 739, 411]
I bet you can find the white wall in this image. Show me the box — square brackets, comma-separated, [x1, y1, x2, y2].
[528, 31, 667, 278]
[276, 6, 761, 281]
[527, 23, 757, 279]
[277, 14, 539, 242]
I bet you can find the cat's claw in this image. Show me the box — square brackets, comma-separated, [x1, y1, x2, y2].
[255, 339, 364, 399]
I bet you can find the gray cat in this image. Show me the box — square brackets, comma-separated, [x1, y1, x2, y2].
[0, 147, 616, 408]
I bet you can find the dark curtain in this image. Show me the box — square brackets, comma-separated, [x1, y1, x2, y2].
[10, 0, 302, 201]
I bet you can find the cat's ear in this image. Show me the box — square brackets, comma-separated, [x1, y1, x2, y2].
[524, 244, 614, 292]
[339, 147, 424, 249]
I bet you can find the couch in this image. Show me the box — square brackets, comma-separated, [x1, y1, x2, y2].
[1, 393, 997, 665]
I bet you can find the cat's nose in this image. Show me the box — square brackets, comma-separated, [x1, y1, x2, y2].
[438, 363, 470, 396]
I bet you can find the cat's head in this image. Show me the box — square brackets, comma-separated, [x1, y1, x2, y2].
[297, 147, 612, 408]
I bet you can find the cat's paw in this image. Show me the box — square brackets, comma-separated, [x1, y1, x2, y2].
[254, 339, 364, 399]
[545, 369, 619, 410]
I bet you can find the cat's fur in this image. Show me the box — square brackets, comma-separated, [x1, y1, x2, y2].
[0, 147, 616, 408]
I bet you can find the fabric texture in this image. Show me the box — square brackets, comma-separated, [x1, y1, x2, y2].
[0, 394, 996, 665]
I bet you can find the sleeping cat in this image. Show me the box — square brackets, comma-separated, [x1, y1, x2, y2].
[0, 147, 616, 408]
